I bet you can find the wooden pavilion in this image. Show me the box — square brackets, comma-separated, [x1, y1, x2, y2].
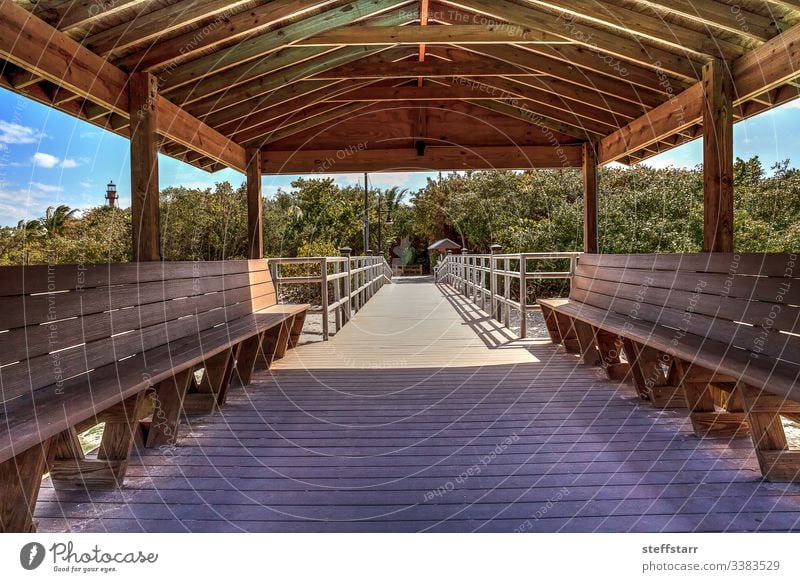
[1, 0, 800, 533]
[0, 0, 797, 258]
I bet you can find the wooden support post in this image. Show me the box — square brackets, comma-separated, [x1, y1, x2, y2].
[572, 319, 601, 366]
[626, 342, 684, 408]
[50, 392, 147, 490]
[246, 146, 263, 259]
[674, 360, 749, 438]
[0, 441, 51, 532]
[233, 333, 265, 387]
[145, 368, 194, 448]
[539, 304, 563, 344]
[184, 348, 237, 414]
[582, 141, 598, 254]
[288, 311, 307, 349]
[702, 59, 734, 253]
[259, 317, 295, 368]
[595, 328, 629, 380]
[129, 72, 161, 261]
[741, 385, 800, 481]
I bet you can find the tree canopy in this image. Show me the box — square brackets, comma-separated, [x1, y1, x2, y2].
[1, 156, 797, 266]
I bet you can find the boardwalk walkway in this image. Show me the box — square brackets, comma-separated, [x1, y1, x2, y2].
[37, 278, 800, 532]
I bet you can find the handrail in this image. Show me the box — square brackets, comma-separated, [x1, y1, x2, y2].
[434, 251, 581, 338]
[268, 255, 393, 341]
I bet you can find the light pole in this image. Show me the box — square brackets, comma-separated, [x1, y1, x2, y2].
[363, 172, 369, 255]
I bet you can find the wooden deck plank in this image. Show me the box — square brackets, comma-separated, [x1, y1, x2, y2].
[36, 277, 800, 532]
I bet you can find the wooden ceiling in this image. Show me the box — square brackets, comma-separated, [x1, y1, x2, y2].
[2, 0, 800, 173]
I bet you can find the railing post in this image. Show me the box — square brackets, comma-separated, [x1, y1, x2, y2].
[490, 245, 500, 319]
[519, 254, 527, 339]
[320, 257, 329, 341]
[340, 247, 352, 323]
[333, 259, 341, 332]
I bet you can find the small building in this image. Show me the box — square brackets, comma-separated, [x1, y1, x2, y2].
[427, 238, 462, 256]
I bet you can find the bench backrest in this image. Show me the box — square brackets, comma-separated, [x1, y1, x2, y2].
[570, 253, 800, 364]
[0, 260, 276, 405]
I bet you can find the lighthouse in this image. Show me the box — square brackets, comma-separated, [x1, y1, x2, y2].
[105, 181, 118, 208]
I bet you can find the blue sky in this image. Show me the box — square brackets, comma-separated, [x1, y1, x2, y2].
[1, 86, 798, 226]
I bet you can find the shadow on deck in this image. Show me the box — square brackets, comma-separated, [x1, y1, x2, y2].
[36, 279, 800, 532]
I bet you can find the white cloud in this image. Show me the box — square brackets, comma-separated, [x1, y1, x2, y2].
[0, 120, 45, 145]
[79, 180, 93, 189]
[60, 158, 79, 169]
[29, 181, 64, 193]
[32, 152, 60, 168]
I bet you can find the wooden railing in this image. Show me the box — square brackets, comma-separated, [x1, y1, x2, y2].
[434, 252, 581, 338]
[268, 255, 392, 341]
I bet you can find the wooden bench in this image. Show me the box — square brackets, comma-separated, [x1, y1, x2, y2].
[396, 264, 424, 276]
[538, 253, 800, 482]
[0, 260, 308, 532]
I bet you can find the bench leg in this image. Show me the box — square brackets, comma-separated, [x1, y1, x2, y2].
[572, 319, 601, 366]
[539, 305, 563, 345]
[0, 441, 51, 532]
[49, 392, 147, 490]
[741, 385, 800, 482]
[144, 368, 194, 448]
[627, 343, 684, 408]
[288, 311, 307, 349]
[674, 361, 749, 438]
[594, 328, 629, 380]
[553, 313, 580, 354]
[260, 316, 294, 367]
[184, 348, 238, 414]
[234, 333, 265, 387]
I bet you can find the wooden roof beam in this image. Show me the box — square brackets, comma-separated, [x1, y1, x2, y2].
[35, 0, 148, 31]
[261, 145, 583, 173]
[239, 101, 379, 146]
[634, 0, 781, 42]
[600, 21, 800, 164]
[212, 78, 383, 135]
[160, 0, 413, 91]
[465, 98, 604, 140]
[439, 0, 702, 80]
[427, 5, 691, 94]
[0, 0, 246, 172]
[183, 46, 415, 118]
[519, 0, 747, 58]
[296, 23, 572, 45]
[86, 0, 253, 56]
[162, 5, 417, 104]
[118, 0, 344, 71]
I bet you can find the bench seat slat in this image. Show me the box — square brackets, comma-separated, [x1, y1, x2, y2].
[0, 271, 273, 330]
[0, 283, 279, 401]
[542, 299, 800, 402]
[0, 305, 309, 464]
[575, 264, 800, 305]
[0, 260, 268, 297]
[578, 252, 799, 277]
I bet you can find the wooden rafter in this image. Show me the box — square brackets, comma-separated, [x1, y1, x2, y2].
[0, 0, 245, 172]
[519, 0, 748, 58]
[118, 0, 343, 72]
[439, 0, 703, 80]
[36, 0, 148, 31]
[185, 46, 414, 119]
[296, 24, 570, 45]
[261, 145, 583, 173]
[163, 5, 417, 104]
[160, 0, 411, 91]
[86, 0, 253, 56]
[601, 21, 800, 164]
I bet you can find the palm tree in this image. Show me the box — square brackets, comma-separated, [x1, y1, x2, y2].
[39, 205, 78, 237]
[16, 218, 42, 234]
